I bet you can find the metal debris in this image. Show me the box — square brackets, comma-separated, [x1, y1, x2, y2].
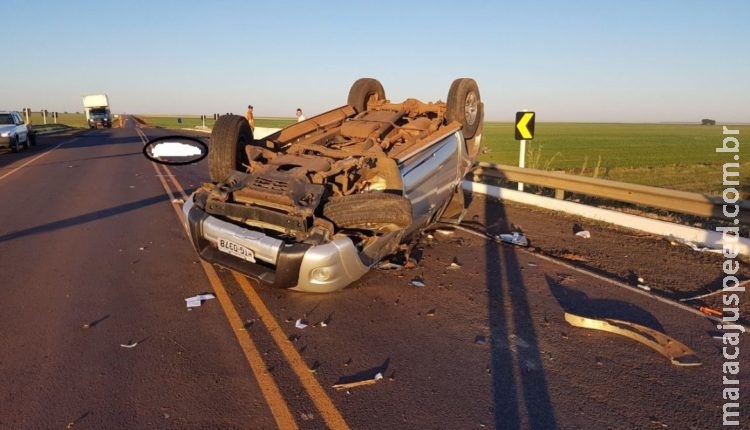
[564, 312, 701, 366]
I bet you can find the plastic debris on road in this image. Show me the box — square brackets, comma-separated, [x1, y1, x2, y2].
[377, 261, 404, 270]
[494, 232, 529, 247]
[564, 312, 702, 366]
[410, 277, 426, 288]
[185, 293, 216, 308]
[332, 372, 384, 391]
[448, 257, 462, 269]
[665, 235, 723, 254]
[120, 341, 139, 348]
[295, 319, 309, 329]
[575, 230, 591, 239]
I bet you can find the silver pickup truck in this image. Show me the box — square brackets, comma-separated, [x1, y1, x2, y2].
[184, 78, 483, 292]
[0, 111, 35, 153]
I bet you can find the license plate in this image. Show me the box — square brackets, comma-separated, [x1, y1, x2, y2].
[218, 238, 256, 263]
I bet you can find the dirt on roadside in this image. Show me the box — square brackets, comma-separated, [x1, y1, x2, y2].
[458, 194, 750, 325]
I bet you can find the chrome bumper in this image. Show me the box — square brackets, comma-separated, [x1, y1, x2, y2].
[183, 196, 370, 293]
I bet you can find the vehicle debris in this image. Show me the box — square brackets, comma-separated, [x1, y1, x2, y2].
[185, 293, 216, 308]
[474, 335, 488, 346]
[295, 319, 309, 329]
[664, 235, 722, 254]
[410, 278, 426, 288]
[698, 306, 722, 317]
[494, 232, 529, 247]
[120, 341, 139, 349]
[564, 312, 701, 366]
[575, 230, 591, 239]
[636, 284, 651, 291]
[377, 261, 404, 270]
[680, 279, 749, 302]
[434, 227, 455, 236]
[332, 372, 384, 390]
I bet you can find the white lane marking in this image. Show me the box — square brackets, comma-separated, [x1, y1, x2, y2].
[0, 139, 79, 182]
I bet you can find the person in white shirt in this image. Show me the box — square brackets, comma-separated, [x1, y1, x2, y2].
[296, 108, 305, 122]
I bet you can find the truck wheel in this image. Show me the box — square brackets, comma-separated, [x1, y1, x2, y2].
[347, 78, 385, 113]
[209, 114, 253, 183]
[324, 193, 412, 229]
[446, 78, 482, 139]
[23, 135, 30, 150]
[10, 137, 19, 153]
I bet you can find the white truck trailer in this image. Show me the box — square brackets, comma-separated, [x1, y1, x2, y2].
[82, 94, 112, 128]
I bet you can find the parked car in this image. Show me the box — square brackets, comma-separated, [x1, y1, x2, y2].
[0, 111, 35, 153]
[183, 78, 483, 292]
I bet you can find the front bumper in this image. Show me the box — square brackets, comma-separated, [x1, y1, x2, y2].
[0, 136, 12, 148]
[183, 196, 370, 293]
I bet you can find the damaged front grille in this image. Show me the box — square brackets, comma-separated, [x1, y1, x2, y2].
[252, 176, 288, 194]
[203, 199, 310, 234]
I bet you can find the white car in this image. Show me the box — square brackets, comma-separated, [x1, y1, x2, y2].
[0, 111, 35, 153]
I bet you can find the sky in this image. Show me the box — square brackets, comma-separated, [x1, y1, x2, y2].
[4, 0, 749, 123]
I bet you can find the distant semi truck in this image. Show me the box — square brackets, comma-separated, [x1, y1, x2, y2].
[82, 94, 112, 128]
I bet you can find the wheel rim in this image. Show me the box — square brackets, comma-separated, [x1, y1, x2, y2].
[464, 91, 478, 126]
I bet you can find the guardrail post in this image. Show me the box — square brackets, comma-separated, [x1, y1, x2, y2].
[555, 189, 565, 200]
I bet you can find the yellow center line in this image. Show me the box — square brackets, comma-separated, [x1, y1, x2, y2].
[147, 149, 299, 429]
[201, 261, 300, 430]
[232, 272, 351, 430]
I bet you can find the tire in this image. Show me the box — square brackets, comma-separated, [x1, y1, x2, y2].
[324, 192, 412, 229]
[208, 114, 253, 182]
[446, 78, 482, 139]
[22, 134, 30, 150]
[347, 78, 385, 113]
[10, 136, 19, 153]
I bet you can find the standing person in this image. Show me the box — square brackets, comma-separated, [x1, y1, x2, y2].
[245, 105, 255, 132]
[296, 108, 305, 122]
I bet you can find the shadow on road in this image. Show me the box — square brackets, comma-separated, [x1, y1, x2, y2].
[0, 194, 168, 243]
[480, 196, 558, 429]
[545, 274, 665, 332]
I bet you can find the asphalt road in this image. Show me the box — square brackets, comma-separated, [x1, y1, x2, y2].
[0, 121, 746, 429]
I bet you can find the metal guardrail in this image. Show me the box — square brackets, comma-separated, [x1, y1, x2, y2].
[470, 162, 750, 226]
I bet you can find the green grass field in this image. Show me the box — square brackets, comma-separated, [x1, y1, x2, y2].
[26, 111, 746, 197]
[479, 122, 749, 196]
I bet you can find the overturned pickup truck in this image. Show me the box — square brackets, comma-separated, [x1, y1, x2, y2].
[184, 78, 483, 292]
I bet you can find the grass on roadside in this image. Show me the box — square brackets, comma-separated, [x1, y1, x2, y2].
[26, 109, 746, 197]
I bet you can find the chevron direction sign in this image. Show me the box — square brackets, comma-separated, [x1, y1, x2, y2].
[514, 111, 536, 140]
